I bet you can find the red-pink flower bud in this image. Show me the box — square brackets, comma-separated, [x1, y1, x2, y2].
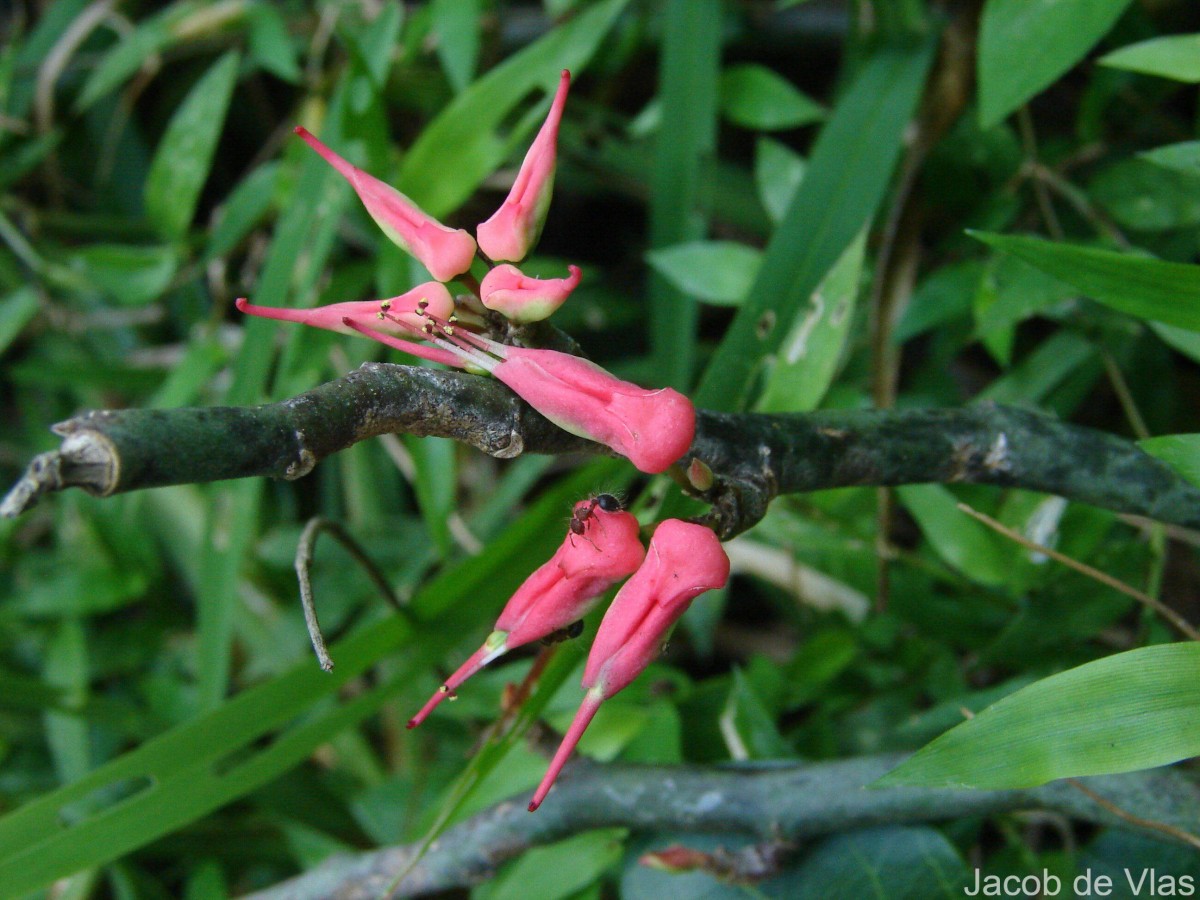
[341, 318, 697, 474]
[295, 127, 477, 282]
[408, 497, 644, 729]
[479, 263, 581, 323]
[528, 520, 729, 811]
[476, 70, 570, 263]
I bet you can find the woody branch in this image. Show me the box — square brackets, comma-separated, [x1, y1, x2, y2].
[244, 756, 1200, 899]
[4, 362, 1199, 539]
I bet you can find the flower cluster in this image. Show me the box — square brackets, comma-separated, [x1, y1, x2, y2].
[238, 69, 696, 474]
[408, 499, 730, 812]
[238, 68, 723, 811]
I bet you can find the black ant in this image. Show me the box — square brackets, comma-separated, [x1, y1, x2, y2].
[568, 493, 623, 547]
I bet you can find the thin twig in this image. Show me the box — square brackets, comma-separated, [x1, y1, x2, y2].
[1101, 351, 1151, 441]
[1067, 779, 1200, 851]
[295, 517, 406, 671]
[956, 502, 1200, 642]
[1017, 107, 1064, 241]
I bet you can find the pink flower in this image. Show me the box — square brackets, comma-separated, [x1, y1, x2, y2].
[342, 315, 696, 474]
[477, 70, 570, 263]
[294, 127, 477, 282]
[479, 263, 582, 323]
[408, 494, 644, 728]
[528, 519, 729, 811]
[236, 282, 455, 338]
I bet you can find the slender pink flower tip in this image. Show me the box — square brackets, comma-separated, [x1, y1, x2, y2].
[477, 70, 571, 263]
[407, 637, 504, 728]
[480, 263, 582, 323]
[493, 348, 696, 473]
[236, 283, 454, 339]
[409, 502, 644, 727]
[294, 126, 477, 281]
[528, 689, 601, 812]
[584, 520, 729, 698]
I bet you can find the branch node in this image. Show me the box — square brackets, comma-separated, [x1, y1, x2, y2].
[285, 443, 317, 480]
[491, 430, 524, 459]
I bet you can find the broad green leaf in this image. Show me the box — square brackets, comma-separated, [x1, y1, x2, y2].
[974, 254, 1075, 339]
[785, 827, 967, 899]
[247, 2, 301, 83]
[645, 241, 761, 306]
[1138, 434, 1200, 490]
[895, 261, 980, 342]
[719, 63, 825, 130]
[976, 330, 1096, 405]
[720, 667, 792, 759]
[475, 830, 627, 900]
[754, 137, 806, 224]
[695, 38, 935, 412]
[1090, 158, 1200, 231]
[896, 485, 1010, 587]
[1152, 322, 1200, 365]
[66, 244, 177, 306]
[432, 0, 481, 93]
[144, 51, 241, 240]
[0, 286, 39, 356]
[649, 0, 721, 389]
[398, 0, 631, 216]
[877, 643, 1200, 789]
[972, 232, 1200, 332]
[1139, 141, 1200, 176]
[977, 0, 1134, 128]
[758, 229, 864, 413]
[1101, 33, 1200, 83]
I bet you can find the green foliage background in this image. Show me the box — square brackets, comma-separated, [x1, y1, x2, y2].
[3, 0, 1200, 896]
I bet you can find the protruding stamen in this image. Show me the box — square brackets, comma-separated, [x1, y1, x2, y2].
[439, 685, 449, 694]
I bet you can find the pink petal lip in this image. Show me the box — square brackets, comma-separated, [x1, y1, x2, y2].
[480, 263, 582, 323]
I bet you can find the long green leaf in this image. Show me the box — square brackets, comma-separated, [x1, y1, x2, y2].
[877, 643, 1200, 789]
[397, 0, 631, 217]
[144, 51, 241, 240]
[977, 0, 1134, 128]
[649, 0, 721, 389]
[972, 232, 1200, 332]
[694, 38, 934, 411]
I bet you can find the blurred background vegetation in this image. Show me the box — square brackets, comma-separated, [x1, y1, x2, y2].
[3, 0, 1200, 896]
